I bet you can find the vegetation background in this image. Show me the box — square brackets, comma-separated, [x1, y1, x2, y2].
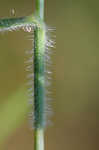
[0, 0, 99, 149]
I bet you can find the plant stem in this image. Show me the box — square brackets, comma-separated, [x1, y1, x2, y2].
[34, 129, 44, 150]
[34, 0, 45, 150]
[35, 0, 44, 20]
[34, 25, 46, 129]
[0, 15, 40, 32]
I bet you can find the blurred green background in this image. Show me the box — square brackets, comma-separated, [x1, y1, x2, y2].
[0, 0, 99, 149]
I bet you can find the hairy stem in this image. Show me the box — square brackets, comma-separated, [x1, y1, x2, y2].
[34, 25, 46, 129]
[34, 0, 45, 150]
[0, 15, 40, 31]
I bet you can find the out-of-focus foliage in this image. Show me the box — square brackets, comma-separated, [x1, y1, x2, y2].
[0, 87, 29, 146]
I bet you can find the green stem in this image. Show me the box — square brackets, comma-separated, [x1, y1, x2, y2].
[34, 25, 46, 129]
[34, 129, 44, 150]
[34, 0, 45, 150]
[0, 15, 40, 32]
[34, 20, 45, 150]
[35, 0, 44, 20]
